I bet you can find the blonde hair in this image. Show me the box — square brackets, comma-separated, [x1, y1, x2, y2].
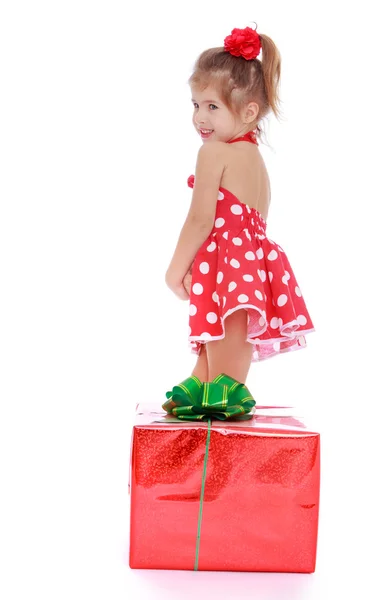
[188, 29, 284, 147]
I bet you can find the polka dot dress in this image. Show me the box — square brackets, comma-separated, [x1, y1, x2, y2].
[187, 130, 315, 362]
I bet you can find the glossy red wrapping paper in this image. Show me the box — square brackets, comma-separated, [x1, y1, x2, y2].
[128, 403, 320, 572]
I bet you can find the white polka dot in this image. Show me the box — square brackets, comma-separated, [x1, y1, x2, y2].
[222, 231, 229, 240]
[245, 230, 251, 241]
[273, 342, 281, 352]
[228, 281, 237, 292]
[230, 258, 240, 269]
[215, 218, 225, 228]
[231, 204, 243, 215]
[278, 318, 283, 327]
[258, 269, 266, 282]
[206, 312, 218, 324]
[255, 290, 263, 301]
[297, 314, 307, 326]
[189, 304, 197, 316]
[200, 332, 212, 340]
[245, 251, 255, 261]
[192, 282, 204, 295]
[277, 294, 288, 307]
[256, 247, 264, 260]
[237, 294, 249, 302]
[224, 257, 228, 264]
[232, 237, 242, 246]
[267, 249, 278, 261]
[212, 291, 219, 304]
[242, 273, 254, 282]
[207, 241, 216, 252]
[199, 261, 209, 274]
[189, 326, 192, 335]
[251, 218, 254, 225]
[282, 270, 290, 285]
[270, 317, 280, 329]
[259, 316, 265, 327]
[295, 286, 302, 297]
[218, 191, 224, 200]
[217, 271, 224, 284]
[268, 271, 273, 282]
[223, 297, 227, 307]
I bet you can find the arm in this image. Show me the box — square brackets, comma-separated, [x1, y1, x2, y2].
[165, 141, 226, 298]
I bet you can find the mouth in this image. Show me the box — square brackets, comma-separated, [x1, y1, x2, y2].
[199, 128, 214, 138]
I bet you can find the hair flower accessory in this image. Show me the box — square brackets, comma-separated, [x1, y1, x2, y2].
[224, 25, 261, 60]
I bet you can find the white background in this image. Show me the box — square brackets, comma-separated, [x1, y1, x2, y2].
[1, 1, 370, 598]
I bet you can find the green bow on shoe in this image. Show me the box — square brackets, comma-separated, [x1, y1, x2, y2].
[162, 373, 256, 421]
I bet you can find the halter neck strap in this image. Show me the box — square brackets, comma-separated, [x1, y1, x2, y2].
[227, 130, 258, 145]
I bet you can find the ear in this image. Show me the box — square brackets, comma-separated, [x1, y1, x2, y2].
[242, 101, 259, 124]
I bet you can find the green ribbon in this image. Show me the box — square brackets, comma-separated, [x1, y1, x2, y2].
[162, 373, 256, 570]
[162, 372, 256, 421]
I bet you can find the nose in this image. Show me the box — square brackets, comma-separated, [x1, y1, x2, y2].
[195, 116, 207, 128]
[194, 107, 207, 126]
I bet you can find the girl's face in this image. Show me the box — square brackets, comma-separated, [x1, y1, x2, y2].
[191, 85, 251, 143]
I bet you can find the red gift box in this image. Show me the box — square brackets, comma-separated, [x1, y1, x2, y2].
[128, 402, 320, 572]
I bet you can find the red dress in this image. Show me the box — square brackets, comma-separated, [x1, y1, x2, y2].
[188, 130, 315, 362]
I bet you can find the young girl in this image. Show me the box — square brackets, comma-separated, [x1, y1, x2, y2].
[165, 24, 315, 385]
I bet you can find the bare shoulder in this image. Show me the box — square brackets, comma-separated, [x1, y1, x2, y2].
[197, 140, 227, 158]
[195, 141, 228, 175]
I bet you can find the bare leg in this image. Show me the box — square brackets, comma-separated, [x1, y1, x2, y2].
[206, 309, 253, 383]
[191, 343, 209, 382]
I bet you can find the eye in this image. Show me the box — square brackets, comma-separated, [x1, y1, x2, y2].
[192, 103, 218, 110]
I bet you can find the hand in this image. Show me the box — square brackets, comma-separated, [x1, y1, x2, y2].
[172, 283, 190, 301]
[165, 270, 190, 301]
[183, 270, 192, 296]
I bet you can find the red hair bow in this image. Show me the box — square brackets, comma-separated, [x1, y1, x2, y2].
[224, 25, 261, 60]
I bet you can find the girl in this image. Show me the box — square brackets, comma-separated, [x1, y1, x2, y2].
[165, 23, 315, 385]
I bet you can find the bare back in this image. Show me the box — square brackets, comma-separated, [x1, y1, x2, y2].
[220, 141, 271, 222]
